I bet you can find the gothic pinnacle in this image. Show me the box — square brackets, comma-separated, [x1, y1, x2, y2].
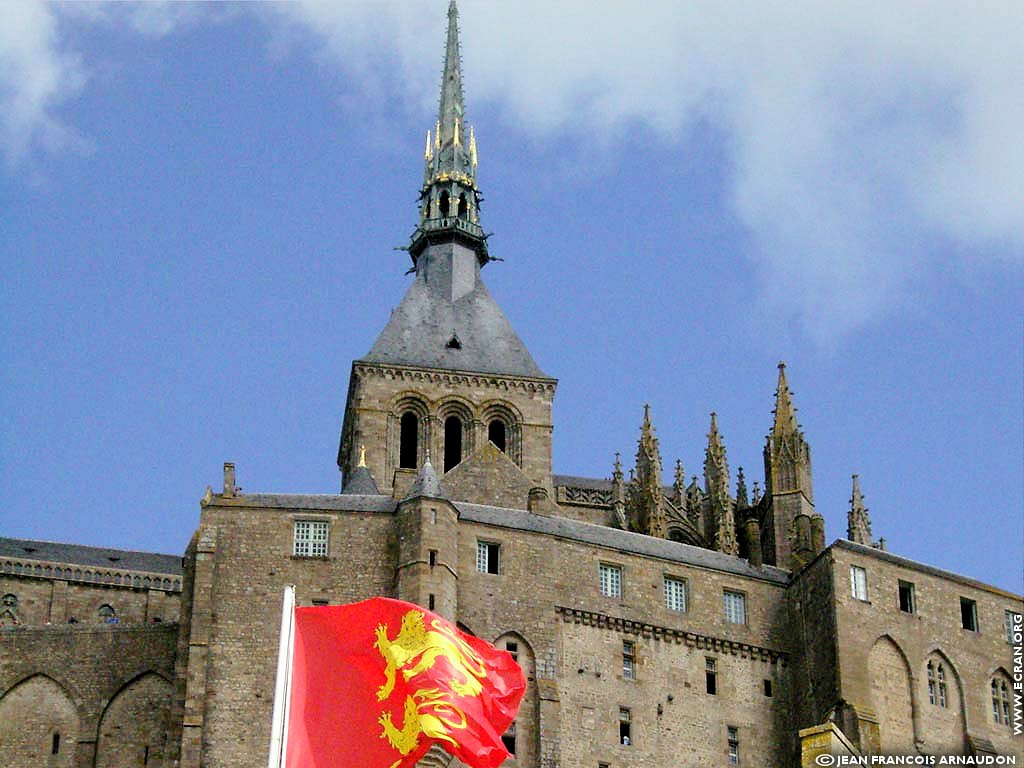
[847, 473, 872, 545]
[736, 467, 749, 508]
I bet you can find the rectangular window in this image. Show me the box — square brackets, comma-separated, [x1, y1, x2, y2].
[763, 679, 773, 697]
[723, 590, 746, 624]
[960, 597, 978, 631]
[618, 707, 631, 745]
[600, 564, 622, 598]
[664, 576, 687, 612]
[311, 599, 329, 607]
[622, 640, 636, 681]
[428, 594, 435, 611]
[727, 726, 739, 765]
[706, 657, 717, 695]
[1006, 610, 1020, 644]
[476, 541, 500, 574]
[502, 721, 516, 756]
[293, 521, 329, 557]
[429, 549, 437, 567]
[850, 566, 868, 601]
[506, 641, 518, 662]
[898, 581, 915, 613]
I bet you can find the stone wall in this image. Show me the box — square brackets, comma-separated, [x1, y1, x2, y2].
[0, 624, 178, 768]
[175, 497, 398, 768]
[0, 574, 179, 626]
[829, 541, 1023, 757]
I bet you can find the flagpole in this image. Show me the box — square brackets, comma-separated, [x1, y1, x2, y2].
[267, 585, 296, 768]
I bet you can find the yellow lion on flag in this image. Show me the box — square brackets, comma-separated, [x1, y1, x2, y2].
[374, 609, 490, 762]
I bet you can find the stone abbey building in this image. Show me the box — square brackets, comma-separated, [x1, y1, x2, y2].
[1, 4, 1021, 767]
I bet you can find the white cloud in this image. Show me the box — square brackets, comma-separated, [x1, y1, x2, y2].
[3, 0, 1021, 338]
[0, 0, 85, 166]
[266, 0, 1024, 338]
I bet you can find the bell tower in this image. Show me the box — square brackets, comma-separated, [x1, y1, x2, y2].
[762, 363, 819, 568]
[337, 0, 557, 502]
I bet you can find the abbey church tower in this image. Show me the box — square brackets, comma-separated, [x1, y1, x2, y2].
[337, 1, 557, 502]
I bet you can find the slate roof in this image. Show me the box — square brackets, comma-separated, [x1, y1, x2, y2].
[835, 540, 1021, 599]
[456, 503, 790, 585]
[342, 465, 380, 495]
[202, 492, 784, 583]
[210, 494, 396, 513]
[0, 537, 181, 575]
[553, 474, 675, 497]
[403, 458, 448, 501]
[552, 474, 612, 490]
[362, 269, 548, 379]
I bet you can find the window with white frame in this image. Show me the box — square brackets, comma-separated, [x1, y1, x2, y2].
[723, 590, 746, 624]
[293, 520, 329, 557]
[992, 677, 1011, 725]
[622, 639, 636, 680]
[476, 541, 500, 574]
[850, 566, 868, 601]
[927, 660, 948, 707]
[600, 564, 622, 598]
[664, 576, 687, 612]
[727, 725, 740, 765]
[1005, 610, 1019, 644]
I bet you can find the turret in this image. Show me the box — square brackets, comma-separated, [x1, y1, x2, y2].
[762, 363, 816, 567]
[395, 454, 459, 620]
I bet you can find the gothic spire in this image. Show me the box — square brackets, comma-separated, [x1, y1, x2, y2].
[437, 0, 466, 153]
[411, 0, 488, 267]
[847, 474, 873, 545]
[771, 362, 800, 437]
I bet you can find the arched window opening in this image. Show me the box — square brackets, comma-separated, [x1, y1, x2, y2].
[439, 190, 450, 217]
[458, 193, 469, 219]
[669, 529, 684, 543]
[99, 604, 118, 624]
[0, 594, 17, 626]
[400, 412, 419, 469]
[488, 419, 506, 452]
[444, 416, 462, 472]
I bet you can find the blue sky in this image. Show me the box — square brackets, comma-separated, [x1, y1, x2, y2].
[1, 1, 1021, 593]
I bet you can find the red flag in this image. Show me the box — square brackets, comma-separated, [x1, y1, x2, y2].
[283, 597, 525, 768]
